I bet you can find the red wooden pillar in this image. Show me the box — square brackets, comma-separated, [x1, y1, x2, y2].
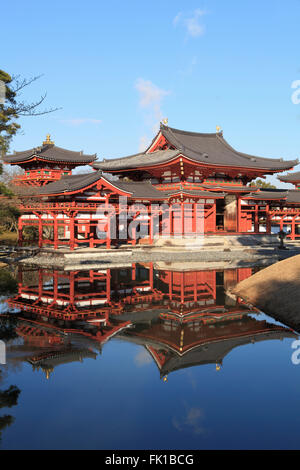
[254, 204, 259, 233]
[192, 203, 197, 234]
[89, 219, 94, 248]
[148, 206, 153, 244]
[181, 202, 184, 237]
[18, 217, 23, 247]
[280, 217, 284, 231]
[266, 204, 271, 233]
[131, 211, 137, 246]
[237, 197, 241, 233]
[292, 216, 296, 240]
[38, 215, 43, 248]
[106, 214, 111, 249]
[169, 205, 173, 236]
[69, 213, 75, 250]
[53, 214, 58, 249]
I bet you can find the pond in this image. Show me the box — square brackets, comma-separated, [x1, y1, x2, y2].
[0, 262, 299, 450]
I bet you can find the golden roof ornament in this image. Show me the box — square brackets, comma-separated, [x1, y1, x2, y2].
[162, 118, 168, 126]
[43, 134, 54, 145]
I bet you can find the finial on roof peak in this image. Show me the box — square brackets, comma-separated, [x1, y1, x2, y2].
[43, 134, 54, 146]
[216, 125, 223, 134]
[161, 118, 168, 126]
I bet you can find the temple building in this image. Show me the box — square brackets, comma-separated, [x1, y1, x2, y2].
[4, 124, 300, 248]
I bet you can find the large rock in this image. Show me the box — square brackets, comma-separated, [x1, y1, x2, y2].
[232, 254, 300, 331]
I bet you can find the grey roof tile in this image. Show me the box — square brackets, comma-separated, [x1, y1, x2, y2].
[4, 144, 96, 164]
[93, 125, 297, 172]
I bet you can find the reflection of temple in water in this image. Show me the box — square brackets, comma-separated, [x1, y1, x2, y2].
[5, 264, 297, 379]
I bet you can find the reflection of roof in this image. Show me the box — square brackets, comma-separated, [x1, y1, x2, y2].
[151, 329, 296, 376]
[93, 124, 297, 172]
[119, 316, 297, 376]
[28, 347, 97, 367]
[4, 144, 96, 164]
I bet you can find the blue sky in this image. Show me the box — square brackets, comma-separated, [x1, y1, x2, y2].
[2, 0, 300, 186]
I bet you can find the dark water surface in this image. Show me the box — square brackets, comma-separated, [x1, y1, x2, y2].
[0, 262, 300, 450]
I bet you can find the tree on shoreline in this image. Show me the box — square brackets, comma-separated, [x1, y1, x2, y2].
[0, 69, 60, 157]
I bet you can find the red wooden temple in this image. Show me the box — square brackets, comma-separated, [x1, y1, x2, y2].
[4, 124, 300, 247]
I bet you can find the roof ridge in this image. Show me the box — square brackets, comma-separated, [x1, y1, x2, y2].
[216, 133, 297, 164]
[161, 124, 217, 138]
[45, 145, 95, 157]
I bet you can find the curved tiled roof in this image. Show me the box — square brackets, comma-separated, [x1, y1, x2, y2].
[160, 125, 298, 171]
[278, 171, 300, 183]
[93, 149, 180, 171]
[4, 144, 96, 164]
[38, 171, 103, 195]
[32, 172, 227, 200]
[242, 190, 288, 200]
[93, 124, 298, 173]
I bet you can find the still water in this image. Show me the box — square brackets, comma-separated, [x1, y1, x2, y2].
[0, 262, 300, 450]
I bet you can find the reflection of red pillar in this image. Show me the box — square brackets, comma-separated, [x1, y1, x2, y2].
[169, 271, 173, 300]
[106, 269, 111, 302]
[17, 266, 23, 287]
[53, 271, 58, 303]
[38, 269, 43, 299]
[70, 271, 75, 306]
[132, 263, 136, 281]
[149, 262, 153, 289]
[194, 273, 197, 302]
[180, 272, 184, 303]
